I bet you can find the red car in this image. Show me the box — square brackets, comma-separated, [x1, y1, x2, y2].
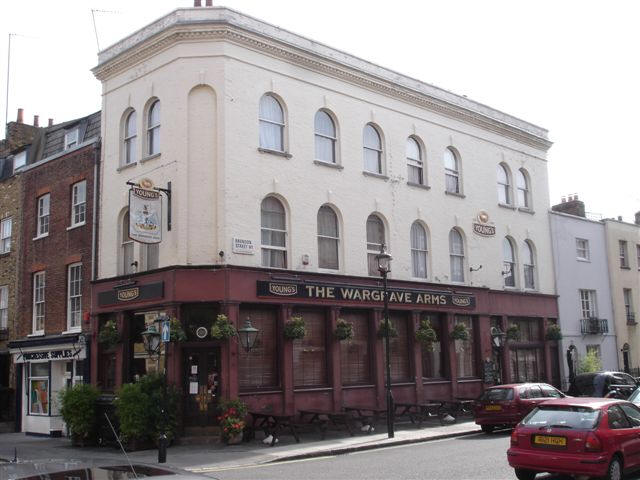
[508, 397, 640, 480]
[474, 383, 565, 433]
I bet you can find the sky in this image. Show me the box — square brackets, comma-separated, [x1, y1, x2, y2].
[1, 0, 638, 222]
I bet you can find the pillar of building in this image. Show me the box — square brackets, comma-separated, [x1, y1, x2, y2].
[445, 312, 458, 399]
[543, 318, 553, 383]
[221, 302, 240, 400]
[372, 308, 385, 408]
[115, 311, 127, 388]
[280, 305, 294, 413]
[410, 311, 424, 403]
[500, 316, 511, 384]
[329, 306, 342, 410]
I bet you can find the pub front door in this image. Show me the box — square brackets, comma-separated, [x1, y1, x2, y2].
[183, 348, 220, 427]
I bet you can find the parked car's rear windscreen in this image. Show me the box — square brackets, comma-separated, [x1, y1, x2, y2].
[479, 388, 514, 402]
[521, 406, 600, 430]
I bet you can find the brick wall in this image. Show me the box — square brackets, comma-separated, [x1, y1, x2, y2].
[18, 143, 98, 338]
[0, 122, 40, 157]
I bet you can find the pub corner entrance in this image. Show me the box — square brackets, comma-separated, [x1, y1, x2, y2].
[183, 347, 220, 428]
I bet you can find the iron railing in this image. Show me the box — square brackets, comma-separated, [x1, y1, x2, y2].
[580, 317, 608, 334]
[628, 312, 637, 325]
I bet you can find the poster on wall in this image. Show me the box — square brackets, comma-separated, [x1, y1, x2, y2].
[30, 380, 49, 415]
[129, 186, 162, 244]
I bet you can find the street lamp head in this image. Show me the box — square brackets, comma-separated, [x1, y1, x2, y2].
[490, 326, 506, 348]
[376, 243, 392, 275]
[141, 323, 162, 355]
[237, 317, 260, 352]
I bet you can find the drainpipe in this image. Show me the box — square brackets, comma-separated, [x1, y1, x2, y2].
[91, 138, 101, 281]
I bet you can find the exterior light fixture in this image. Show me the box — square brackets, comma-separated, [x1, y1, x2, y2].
[237, 318, 260, 352]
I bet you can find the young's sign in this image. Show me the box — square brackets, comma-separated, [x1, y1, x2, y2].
[129, 186, 162, 244]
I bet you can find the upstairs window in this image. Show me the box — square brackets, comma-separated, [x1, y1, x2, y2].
[517, 169, 530, 208]
[503, 237, 516, 287]
[444, 148, 460, 194]
[637, 245, 640, 270]
[406, 137, 423, 184]
[314, 110, 336, 163]
[36, 194, 50, 237]
[71, 181, 86, 227]
[261, 197, 287, 268]
[32, 271, 45, 334]
[0, 285, 7, 330]
[449, 228, 465, 282]
[67, 263, 82, 331]
[147, 100, 161, 156]
[580, 289, 597, 319]
[497, 164, 511, 205]
[366, 214, 385, 276]
[624, 288, 634, 319]
[120, 212, 134, 275]
[259, 94, 285, 152]
[363, 124, 382, 174]
[620, 240, 629, 268]
[410, 221, 428, 278]
[64, 129, 78, 150]
[13, 151, 26, 172]
[523, 241, 536, 290]
[0, 217, 11, 253]
[123, 110, 137, 165]
[317, 205, 339, 270]
[576, 238, 590, 261]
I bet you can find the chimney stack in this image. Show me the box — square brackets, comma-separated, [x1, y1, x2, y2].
[17, 108, 23, 123]
[33, 115, 39, 127]
[48, 118, 54, 127]
[552, 194, 586, 218]
[194, 0, 201, 6]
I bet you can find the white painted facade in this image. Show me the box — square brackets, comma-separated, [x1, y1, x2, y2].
[94, 7, 553, 294]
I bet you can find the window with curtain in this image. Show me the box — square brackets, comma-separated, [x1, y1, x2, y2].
[261, 197, 287, 268]
[406, 137, 423, 184]
[497, 164, 511, 204]
[340, 311, 371, 385]
[121, 212, 134, 275]
[620, 240, 629, 268]
[71, 180, 86, 227]
[67, 263, 82, 331]
[0, 217, 11, 253]
[363, 124, 382, 174]
[147, 100, 160, 156]
[366, 215, 385, 276]
[455, 315, 476, 377]
[143, 243, 159, 271]
[317, 205, 339, 270]
[421, 313, 445, 379]
[444, 148, 460, 193]
[384, 313, 411, 382]
[503, 237, 516, 287]
[523, 241, 536, 289]
[517, 169, 530, 208]
[37, 194, 50, 237]
[510, 348, 543, 383]
[238, 308, 278, 390]
[410, 221, 428, 278]
[293, 310, 327, 387]
[580, 290, 597, 318]
[449, 228, 464, 282]
[314, 110, 336, 163]
[259, 94, 285, 151]
[510, 317, 542, 342]
[124, 110, 137, 165]
[32, 271, 45, 333]
[0, 285, 7, 330]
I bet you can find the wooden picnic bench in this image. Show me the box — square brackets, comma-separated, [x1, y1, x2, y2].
[343, 405, 388, 433]
[248, 411, 300, 446]
[298, 409, 356, 439]
[394, 401, 450, 427]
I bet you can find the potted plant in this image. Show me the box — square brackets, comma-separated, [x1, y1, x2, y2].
[98, 319, 120, 349]
[284, 316, 306, 340]
[451, 322, 469, 341]
[377, 318, 398, 338]
[169, 317, 187, 342]
[334, 318, 354, 341]
[545, 324, 562, 341]
[218, 399, 248, 445]
[59, 383, 101, 446]
[506, 324, 520, 341]
[415, 318, 438, 350]
[211, 314, 237, 340]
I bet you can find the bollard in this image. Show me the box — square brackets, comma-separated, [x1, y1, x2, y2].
[158, 434, 167, 463]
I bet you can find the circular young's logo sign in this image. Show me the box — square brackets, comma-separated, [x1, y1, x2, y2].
[196, 327, 208, 339]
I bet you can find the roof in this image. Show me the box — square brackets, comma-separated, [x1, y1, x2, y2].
[538, 397, 626, 409]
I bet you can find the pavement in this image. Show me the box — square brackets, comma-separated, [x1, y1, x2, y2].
[0, 417, 480, 477]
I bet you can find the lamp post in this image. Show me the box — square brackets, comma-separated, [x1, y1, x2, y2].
[490, 326, 507, 384]
[376, 243, 394, 438]
[237, 318, 260, 352]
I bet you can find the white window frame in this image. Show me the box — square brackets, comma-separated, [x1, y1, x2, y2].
[314, 110, 337, 164]
[449, 228, 465, 283]
[624, 288, 634, 318]
[317, 206, 339, 270]
[67, 263, 82, 332]
[0, 217, 11, 253]
[123, 110, 137, 165]
[258, 94, 285, 152]
[410, 221, 428, 279]
[32, 271, 45, 334]
[366, 215, 385, 276]
[147, 100, 161, 156]
[444, 148, 460, 194]
[121, 212, 134, 275]
[70, 181, 86, 227]
[579, 289, 597, 319]
[13, 150, 26, 172]
[620, 240, 629, 268]
[497, 164, 511, 205]
[28, 362, 50, 415]
[523, 241, 536, 290]
[363, 124, 383, 174]
[36, 194, 50, 238]
[0, 285, 7, 330]
[517, 169, 530, 208]
[260, 197, 287, 269]
[576, 238, 590, 261]
[406, 137, 424, 185]
[64, 129, 78, 150]
[637, 244, 640, 271]
[502, 237, 517, 288]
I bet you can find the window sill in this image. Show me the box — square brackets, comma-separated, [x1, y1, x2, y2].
[362, 171, 389, 180]
[0, 251, 10, 258]
[342, 384, 375, 390]
[503, 286, 520, 292]
[498, 202, 517, 210]
[62, 328, 81, 335]
[523, 288, 539, 293]
[445, 190, 465, 198]
[407, 181, 430, 190]
[28, 332, 45, 337]
[621, 266, 631, 270]
[518, 207, 535, 215]
[458, 377, 482, 383]
[313, 160, 343, 170]
[577, 258, 591, 263]
[140, 152, 161, 164]
[293, 386, 333, 393]
[258, 147, 292, 158]
[422, 379, 451, 385]
[33, 234, 49, 241]
[117, 162, 137, 172]
[67, 222, 85, 231]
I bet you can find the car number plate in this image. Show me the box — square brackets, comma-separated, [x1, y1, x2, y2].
[533, 435, 566, 447]
[485, 405, 502, 411]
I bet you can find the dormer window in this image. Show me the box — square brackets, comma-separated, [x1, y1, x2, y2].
[65, 129, 79, 150]
[13, 151, 27, 173]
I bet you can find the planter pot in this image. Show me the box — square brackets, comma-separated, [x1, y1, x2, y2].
[225, 432, 243, 445]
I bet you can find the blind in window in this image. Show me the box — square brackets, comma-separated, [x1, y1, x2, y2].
[293, 309, 327, 387]
[421, 313, 445, 379]
[340, 311, 371, 385]
[238, 308, 278, 390]
[383, 313, 411, 382]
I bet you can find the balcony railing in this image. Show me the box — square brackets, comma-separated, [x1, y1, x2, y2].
[580, 317, 609, 334]
[628, 312, 637, 326]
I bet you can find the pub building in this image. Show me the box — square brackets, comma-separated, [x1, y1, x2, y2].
[91, 267, 559, 432]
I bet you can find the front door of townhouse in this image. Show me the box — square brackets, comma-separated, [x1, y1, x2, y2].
[183, 347, 220, 427]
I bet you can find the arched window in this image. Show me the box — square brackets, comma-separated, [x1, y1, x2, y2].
[314, 110, 336, 163]
[147, 100, 160, 156]
[444, 148, 460, 193]
[497, 164, 511, 205]
[407, 137, 423, 184]
[523, 241, 536, 289]
[366, 214, 385, 276]
[410, 222, 428, 278]
[259, 94, 285, 152]
[317, 205, 339, 269]
[123, 110, 137, 165]
[261, 197, 287, 268]
[517, 169, 530, 208]
[449, 228, 465, 282]
[121, 212, 134, 275]
[503, 237, 516, 287]
[363, 124, 382, 174]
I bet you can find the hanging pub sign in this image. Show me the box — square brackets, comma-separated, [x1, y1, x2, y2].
[472, 210, 496, 237]
[257, 281, 475, 308]
[129, 179, 162, 244]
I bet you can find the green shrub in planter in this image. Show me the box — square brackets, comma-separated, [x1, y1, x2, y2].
[170, 318, 187, 342]
[115, 382, 150, 444]
[545, 324, 562, 341]
[98, 319, 120, 348]
[377, 318, 398, 338]
[211, 314, 237, 340]
[506, 324, 520, 341]
[59, 383, 100, 445]
[284, 316, 306, 340]
[415, 319, 438, 349]
[451, 322, 469, 341]
[334, 319, 354, 341]
[138, 373, 180, 443]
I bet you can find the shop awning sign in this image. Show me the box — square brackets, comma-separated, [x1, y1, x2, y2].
[129, 186, 162, 244]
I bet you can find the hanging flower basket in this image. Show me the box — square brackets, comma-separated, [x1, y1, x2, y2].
[334, 319, 354, 341]
[169, 317, 187, 342]
[451, 323, 469, 341]
[211, 314, 237, 340]
[98, 319, 120, 348]
[506, 324, 520, 341]
[415, 318, 438, 350]
[284, 316, 306, 340]
[545, 324, 562, 341]
[377, 318, 398, 338]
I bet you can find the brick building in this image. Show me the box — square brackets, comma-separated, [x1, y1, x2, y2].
[8, 111, 100, 435]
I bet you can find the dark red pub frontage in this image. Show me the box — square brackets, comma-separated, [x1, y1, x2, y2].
[90, 266, 559, 433]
